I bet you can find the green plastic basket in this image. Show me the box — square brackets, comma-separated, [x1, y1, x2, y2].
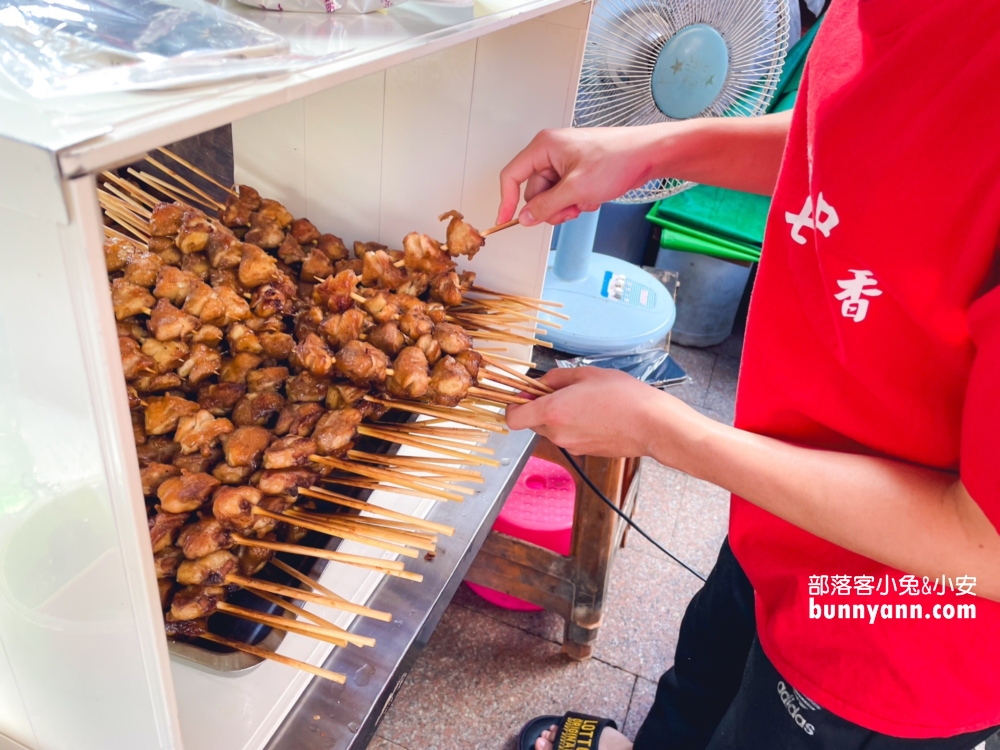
[654, 215, 761, 263]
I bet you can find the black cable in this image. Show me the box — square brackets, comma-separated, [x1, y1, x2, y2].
[558, 447, 707, 583]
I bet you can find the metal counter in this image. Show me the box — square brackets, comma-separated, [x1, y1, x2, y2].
[267, 427, 538, 750]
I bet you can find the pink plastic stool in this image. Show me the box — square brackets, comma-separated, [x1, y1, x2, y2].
[467, 456, 576, 611]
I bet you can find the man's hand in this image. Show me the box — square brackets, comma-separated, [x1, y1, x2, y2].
[497, 127, 659, 227]
[496, 112, 793, 227]
[505, 366, 704, 459]
[504, 365, 1000, 602]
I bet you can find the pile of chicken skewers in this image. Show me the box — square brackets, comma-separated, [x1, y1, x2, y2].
[103, 164, 559, 677]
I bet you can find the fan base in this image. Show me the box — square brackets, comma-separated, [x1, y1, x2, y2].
[540, 252, 676, 356]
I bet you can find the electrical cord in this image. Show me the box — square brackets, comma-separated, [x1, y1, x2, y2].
[558, 447, 708, 583]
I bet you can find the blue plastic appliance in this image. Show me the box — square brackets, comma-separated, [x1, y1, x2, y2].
[540, 209, 675, 356]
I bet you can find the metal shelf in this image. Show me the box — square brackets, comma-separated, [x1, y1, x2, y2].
[266, 427, 538, 750]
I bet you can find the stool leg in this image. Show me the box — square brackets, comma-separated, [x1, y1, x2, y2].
[561, 454, 625, 661]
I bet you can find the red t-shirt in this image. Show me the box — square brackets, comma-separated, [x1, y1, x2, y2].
[731, 0, 1000, 738]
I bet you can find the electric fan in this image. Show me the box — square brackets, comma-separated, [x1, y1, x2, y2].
[541, 0, 791, 355]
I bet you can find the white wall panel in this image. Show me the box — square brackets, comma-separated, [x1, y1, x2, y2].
[303, 72, 386, 246]
[0, 637, 34, 750]
[0, 186, 179, 750]
[233, 100, 307, 220]
[379, 42, 478, 246]
[459, 10, 589, 299]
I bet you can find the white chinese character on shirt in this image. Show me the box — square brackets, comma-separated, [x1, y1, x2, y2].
[955, 576, 977, 596]
[808, 575, 829, 596]
[785, 192, 840, 245]
[834, 270, 882, 323]
[898, 575, 921, 596]
[831, 575, 852, 595]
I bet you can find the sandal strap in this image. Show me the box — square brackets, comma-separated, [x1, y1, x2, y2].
[552, 712, 617, 750]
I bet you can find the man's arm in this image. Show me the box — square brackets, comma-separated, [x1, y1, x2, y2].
[497, 111, 793, 227]
[505, 367, 1000, 602]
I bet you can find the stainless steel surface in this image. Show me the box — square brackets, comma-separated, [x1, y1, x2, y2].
[266, 427, 538, 750]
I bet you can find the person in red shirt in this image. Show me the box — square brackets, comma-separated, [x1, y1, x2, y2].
[501, 1, 1000, 749]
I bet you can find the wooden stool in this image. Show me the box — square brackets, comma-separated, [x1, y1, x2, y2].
[465, 438, 641, 660]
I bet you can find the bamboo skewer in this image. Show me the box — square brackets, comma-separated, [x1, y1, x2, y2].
[104, 212, 151, 242]
[101, 203, 149, 235]
[376, 422, 491, 442]
[213, 603, 348, 649]
[287, 510, 439, 545]
[470, 297, 571, 322]
[157, 147, 239, 198]
[482, 355, 554, 393]
[284, 511, 437, 553]
[468, 386, 530, 405]
[467, 295, 569, 320]
[474, 350, 537, 368]
[130, 168, 217, 211]
[104, 226, 146, 246]
[359, 424, 495, 456]
[216, 602, 351, 649]
[364, 396, 507, 433]
[231, 535, 424, 581]
[99, 198, 151, 232]
[266, 559, 394, 624]
[480, 370, 548, 397]
[252, 506, 420, 558]
[347, 451, 484, 481]
[356, 427, 500, 468]
[462, 297, 568, 326]
[126, 168, 195, 207]
[290, 508, 438, 543]
[229, 535, 410, 574]
[467, 327, 554, 349]
[198, 632, 347, 684]
[271, 558, 344, 600]
[101, 171, 161, 208]
[100, 185, 152, 217]
[480, 217, 520, 237]
[297, 487, 455, 535]
[322, 475, 455, 502]
[311, 455, 471, 500]
[456, 399, 507, 421]
[145, 156, 226, 210]
[252, 590, 340, 630]
[471, 284, 564, 308]
[225, 573, 390, 625]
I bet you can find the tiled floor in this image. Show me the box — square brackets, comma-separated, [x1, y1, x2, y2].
[372, 335, 743, 750]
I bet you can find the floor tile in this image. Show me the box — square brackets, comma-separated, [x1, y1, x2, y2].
[705, 334, 744, 362]
[369, 737, 409, 750]
[669, 478, 731, 577]
[622, 677, 658, 741]
[625, 460, 687, 558]
[665, 345, 717, 407]
[591, 546, 704, 683]
[379, 604, 636, 750]
[703, 355, 740, 423]
[451, 582, 565, 645]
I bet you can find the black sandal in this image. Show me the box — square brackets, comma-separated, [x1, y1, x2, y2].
[518, 711, 618, 750]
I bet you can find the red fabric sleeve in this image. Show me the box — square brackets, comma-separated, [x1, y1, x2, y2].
[961, 275, 1000, 530]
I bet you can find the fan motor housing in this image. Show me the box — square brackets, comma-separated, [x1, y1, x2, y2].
[651, 24, 730, 119]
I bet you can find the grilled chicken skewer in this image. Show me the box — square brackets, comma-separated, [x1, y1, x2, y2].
[105, 165, 557, 670]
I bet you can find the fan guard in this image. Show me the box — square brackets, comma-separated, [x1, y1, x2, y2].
[575, 0, 791, 203]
